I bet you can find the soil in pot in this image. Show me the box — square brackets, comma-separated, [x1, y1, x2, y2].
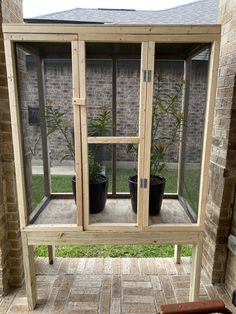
[72, 174, 108, 214]
[129, 175, 165, 215]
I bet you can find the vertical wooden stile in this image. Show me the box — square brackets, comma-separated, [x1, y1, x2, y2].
[177, 57, 191, 196]
[137, 42, 148, 229]
[197, 40, 221, 228]
[142, 41, 155, 228]
[72, 40, 84, 227]
[78, 41, 90, 229]
[36, 57, 51, 197]
[21, 232, 37, 310]
[190, 232, 203, 301]
[4, 40, 28, 228]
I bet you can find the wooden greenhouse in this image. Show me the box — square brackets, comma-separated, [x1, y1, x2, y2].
[3, 23, 221, 310]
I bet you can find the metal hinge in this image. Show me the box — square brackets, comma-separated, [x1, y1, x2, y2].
[143, 70, 151, 82]
[140, 178, 148, 188]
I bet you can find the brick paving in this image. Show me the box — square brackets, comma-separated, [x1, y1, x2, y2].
[0, 257, 235, 313]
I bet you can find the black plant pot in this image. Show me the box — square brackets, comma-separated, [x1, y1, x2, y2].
[128, 175, 166, 215]
[72, 174, 108, 214]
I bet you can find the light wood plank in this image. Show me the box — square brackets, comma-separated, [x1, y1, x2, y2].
[87, 136, 140, 144]
[142, 41, 155, 228]
[79, 34, 220, 43]
[21, 232, 37, 310]
[3, 24, 221, 35]
[36, 57, 51, 197]
[137, 41, 148, 229]
[78, 41, 90, 229]
[189, 233, 203, 301]
[4, 33, 77, 42]
[177, 57, 191, 196]
[72, 41, 83, 227]
[25, 229, 200, 245]
[4, 40, 28, 228]
[197, 40, 221, 228]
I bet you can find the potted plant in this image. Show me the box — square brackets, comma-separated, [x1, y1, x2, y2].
[46, 104, 111, 213]
[128, 74, 184, 215]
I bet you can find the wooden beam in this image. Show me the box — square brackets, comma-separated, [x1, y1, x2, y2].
[4, 40, 28, 228]
[142, 41, 155, 228]
[36, 57, 51, 197]
[50, 193, 74, 199]
[112, 58, 117, 197]
[79, 41, 90, 229]
[4, 33, 77, 42]
[189, 233, 203, 301]
[87, 136, 140, 144]
[24, 228, 201, 245]
[177, 57, 191, 196]
[137, 42, 148, 229]
[21, 233, 37, 310]
[3, 24, 221, 36]
[197, 40, 221, 228]
[72, 41, 84, 227]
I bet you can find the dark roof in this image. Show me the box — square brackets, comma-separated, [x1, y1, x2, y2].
[28, 0, 219, 24]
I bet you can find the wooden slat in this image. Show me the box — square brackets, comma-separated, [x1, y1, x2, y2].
[197, 40, 221, 228]
[79, 34, 220, 43]
[144, 224, 203, 232]
[78, 41, 90, 229]
[177, 57, 191, 196]
[21, 232, 37, 310]
[4, 33, 77, 42]
[137, 42, 148, 229]
[4, 40, 28, 228]
[50, 193, 74, 199]
[87, 136, 140, 144]
[36, 57, 51, 197]
[72, 41, 83, 227]
[142, 41, 155, 228]
[25, 229, 200, 245]
[3, 24, 221, 35]
[189, 233, 203, 301]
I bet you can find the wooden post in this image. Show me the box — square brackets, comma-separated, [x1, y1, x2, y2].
[197, 40, 221, 228]
[189, 233, 203, 301]
[36, 56, 51, 197]
[72, 40, 84, 227]
[21, 232, 37, 310]
[174, 244, 181, 264]
[4, 40, 28, 228]
[112, 58, 117, 197]
[48, 245, 55, 264]
[177, 57, 191, 196]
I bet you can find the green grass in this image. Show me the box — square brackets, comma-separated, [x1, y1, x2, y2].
[32, 168, 198, 258]
[35, 244, 192, 258]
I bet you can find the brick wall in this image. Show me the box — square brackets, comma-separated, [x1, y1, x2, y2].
[203, 0, 236, 293]
[24, 59, 208, 165]
[0, 0, 24, 295]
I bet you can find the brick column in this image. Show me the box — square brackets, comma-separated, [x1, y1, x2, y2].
[0, 0, 24, 295]
[203, 0, 236, 292]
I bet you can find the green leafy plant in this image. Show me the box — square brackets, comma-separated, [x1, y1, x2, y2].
[45, 103, 111, 182]
[128, 73, 184, 176]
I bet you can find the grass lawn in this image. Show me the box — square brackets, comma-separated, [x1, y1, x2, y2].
[32, 168, 199, 258]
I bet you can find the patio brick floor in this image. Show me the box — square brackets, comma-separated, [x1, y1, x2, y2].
[0, 257, 235, 313]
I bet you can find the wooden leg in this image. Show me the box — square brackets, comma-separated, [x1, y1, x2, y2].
[48, 245, 55, 265]
[22, 232, 37, 310]
[189, 234, 203, 301]
[174, 245, 181, 264]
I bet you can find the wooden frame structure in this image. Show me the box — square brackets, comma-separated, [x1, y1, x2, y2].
[3, 23, 220, 310]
